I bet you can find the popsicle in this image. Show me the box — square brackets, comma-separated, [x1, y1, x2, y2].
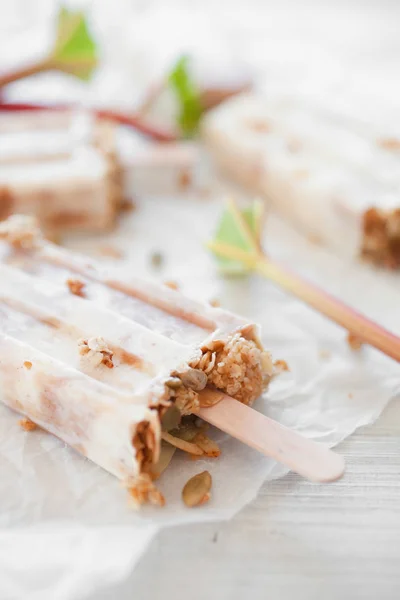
[0, 110, 123, 233]
[202, 93, 400, 269]
[0, 215, 280, 502]
[0, 108, 199, 232]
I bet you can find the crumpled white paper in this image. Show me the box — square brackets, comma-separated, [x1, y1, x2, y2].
[1, 188, 399, 599]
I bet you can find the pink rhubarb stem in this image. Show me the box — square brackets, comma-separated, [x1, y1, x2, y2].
[257, 256, 400, 362]
[0, 102, 178, 142]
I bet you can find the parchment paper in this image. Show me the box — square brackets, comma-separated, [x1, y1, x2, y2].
[0, 182, 399, 599]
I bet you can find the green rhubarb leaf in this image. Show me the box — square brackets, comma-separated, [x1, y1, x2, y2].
[209, 199, 264, 275]
[50, 6, 98, 81]
[168, 55, 203, 137]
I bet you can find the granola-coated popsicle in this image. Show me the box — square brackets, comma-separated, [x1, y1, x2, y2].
[0, 216, 274, 504]
[0, 110, 123, 233]
[203, 94, 400, 269]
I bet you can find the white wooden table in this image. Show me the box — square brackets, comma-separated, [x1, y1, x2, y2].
[95, 396, 400, 600]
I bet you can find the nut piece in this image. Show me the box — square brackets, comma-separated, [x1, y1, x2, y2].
[23, 361, 32, 370]
[347, 332, 363, 351]
[151, 441, 177, 480]
[175, 367, 208, 392]
[67, 278, 86, 297]
[274, 359, 290, 373]
[161, 431, 203, 455]
[19, 418, 37, 432]
[193, 432, 221, 457]
[209, 298, 220, 307]
[182, 471, 212, 507]
[79, 337, 114, 368]
[164, 377, 183, 390]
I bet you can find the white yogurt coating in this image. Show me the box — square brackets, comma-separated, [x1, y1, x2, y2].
[203, 93, 400, 259]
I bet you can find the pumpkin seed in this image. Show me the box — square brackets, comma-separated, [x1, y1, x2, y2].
[182, 471, 212, 507]
[170, 421, 199, 442]
[161, 431, 203, 455]
[150, 441, 176, 480]
[160, 404, 181, 431]
[199, 389, 224, 407]
[175, 367, 207, 391]
[165, 377, 183, 390]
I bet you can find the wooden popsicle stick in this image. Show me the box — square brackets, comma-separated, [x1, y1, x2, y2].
[196, 390, 345, 483]
[256, 257, 400, 363]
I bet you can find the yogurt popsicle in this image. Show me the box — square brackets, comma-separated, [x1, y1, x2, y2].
[0, 216, 274, 505]
[203, 94, 400, 269]
[0, 110, 123, 233]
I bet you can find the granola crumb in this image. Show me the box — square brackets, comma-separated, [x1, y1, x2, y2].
[150, 251, 164, 269]
[119, 197, 136, 212]
[67, 278, 86, 298]
[132, 421, 157, 472]
[19, 418, 37, 432]
[178, 169, 192, 189]
[78, 337, 114, 368]
[164, 280, 179, 290]
[209, 298, 220, 307]
[193, 432, 221, 457]
[347, 332, 363, 351]
[0, 214, 41, 249]
[23, 361, 32, 370]
[378, 138, 400, 151]
[361, 207, 400, 269]
[127, 474, 165, 508]
[274, 359, 290, 373]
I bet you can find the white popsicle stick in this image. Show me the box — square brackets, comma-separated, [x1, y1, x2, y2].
[196, 390, 345, 483]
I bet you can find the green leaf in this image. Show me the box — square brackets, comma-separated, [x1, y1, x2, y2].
[209, 199, 264, 275]
[168, 55, 203, 137]
[50, 6, 98, 81]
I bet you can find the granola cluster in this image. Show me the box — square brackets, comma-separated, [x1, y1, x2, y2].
[361, 208, 400, 269]
[0, 214, 41, 249]
[132, 420, 157, 472]
[191, 333, 273, 405]
[78, 337, 114, 368]
[127, 473, 165, 508]
[133, 332, 274, 507]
